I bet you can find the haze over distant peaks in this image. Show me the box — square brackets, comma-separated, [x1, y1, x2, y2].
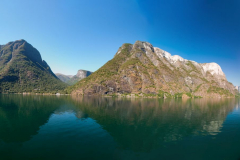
[56, 69, 92, 85]
[55, 73, 73, 82]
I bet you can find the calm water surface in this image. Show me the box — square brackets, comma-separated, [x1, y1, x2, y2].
[0, 95, 239, 160]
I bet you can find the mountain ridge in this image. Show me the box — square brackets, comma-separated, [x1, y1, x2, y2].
[68, 41, 236, 98]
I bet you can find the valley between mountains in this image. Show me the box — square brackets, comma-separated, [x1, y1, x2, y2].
[0, 40, 238, 98]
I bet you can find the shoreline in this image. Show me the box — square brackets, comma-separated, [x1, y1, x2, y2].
[0, 93, 238, 99]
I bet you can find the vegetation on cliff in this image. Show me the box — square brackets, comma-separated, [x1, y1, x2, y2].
[68, 41, 236, 98]
[0, 40, 68, 93]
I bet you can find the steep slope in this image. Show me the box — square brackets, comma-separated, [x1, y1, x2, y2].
[55, 73, 73, 83]
[0, 39, 68, 93]
[68, 41, 236, 98]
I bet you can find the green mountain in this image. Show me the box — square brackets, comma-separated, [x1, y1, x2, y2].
[68, 41, 236, 98]
[0, 39, 68, 93]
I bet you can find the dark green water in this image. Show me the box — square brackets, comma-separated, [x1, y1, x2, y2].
[0, 95, 240, 160]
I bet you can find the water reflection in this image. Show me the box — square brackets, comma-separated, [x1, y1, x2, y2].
[0, 94, 239, 159]
[71, 97, 237, 151]
[0, 94, 72, 143]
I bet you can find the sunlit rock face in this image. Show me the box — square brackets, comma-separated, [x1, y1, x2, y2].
[70, 41, 236, 97]
[201, 63, 225, 76]
[76, 70, 92, 79]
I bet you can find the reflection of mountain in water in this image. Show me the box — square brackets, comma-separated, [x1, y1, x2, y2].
[71, 96, 237, 152]
[0, 94, 238, 153]
[0, 95, 71, 143]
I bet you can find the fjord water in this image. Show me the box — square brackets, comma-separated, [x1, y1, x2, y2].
[0, 95, 239, 160]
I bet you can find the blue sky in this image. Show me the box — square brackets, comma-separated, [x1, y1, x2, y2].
[0, 0, 239, 85]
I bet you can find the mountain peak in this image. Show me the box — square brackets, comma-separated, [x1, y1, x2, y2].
[76, 69, 92, 78]
[133, 41, 154, 53]
[15, 39, 27, 43]
[70, 41, 235, 97]
[4, 39, 27, 46]
[0, 40, 67, 93]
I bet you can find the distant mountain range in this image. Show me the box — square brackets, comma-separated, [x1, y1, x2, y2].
[68, 41, 236, 98]
[55, 73, 73, 83]
[56, 70, 92, 85]
[0, 40, 67, 93]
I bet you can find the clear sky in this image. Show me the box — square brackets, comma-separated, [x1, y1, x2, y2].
[0, 0, 239, 85]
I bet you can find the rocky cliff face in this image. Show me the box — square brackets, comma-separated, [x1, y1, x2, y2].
[56, 70, 92, 85]
[67, 70, 92, 85]
[0, 39, 67, 93]
[69, 41, 236, 98]
[76, 70, 92, 79]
